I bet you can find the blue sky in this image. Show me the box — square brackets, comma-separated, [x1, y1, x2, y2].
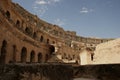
[12, 0, 120, 38]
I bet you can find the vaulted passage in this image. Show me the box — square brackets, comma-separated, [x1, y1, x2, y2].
[21, 47, 27, 63]
[38, 52, 42, 63]
[30, 50, 35, 62]
[0, 40, 7, 64]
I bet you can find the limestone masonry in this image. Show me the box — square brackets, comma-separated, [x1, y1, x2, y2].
[0, 0, 116, 65]
[93, 38, 120, 64]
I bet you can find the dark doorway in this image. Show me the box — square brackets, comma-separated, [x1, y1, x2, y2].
[21, 47, 27, 63]
[0, 40, 7, 64]
[30, 50, 35, 62]
[91, 53, 94, 61]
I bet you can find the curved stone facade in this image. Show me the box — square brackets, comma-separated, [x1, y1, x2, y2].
[0, 0, 113, 65]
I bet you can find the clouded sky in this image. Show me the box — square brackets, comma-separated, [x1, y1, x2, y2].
[12, 0, 120, 38]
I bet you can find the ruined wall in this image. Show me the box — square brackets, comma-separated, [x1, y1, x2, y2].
[0, 0, 114, 65]
[93, 38, 120, 64]
[73, 64, 120, 80]
[12, 0, 112, 47]
[0, 1, 53, 64]
[0, 64, 73, 80]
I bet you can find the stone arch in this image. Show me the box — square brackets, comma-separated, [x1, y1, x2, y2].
[30, 50, 35, 62]
[38, 52, 42, 63]
[16, 20, 20, 27]
[6, 11, 10, 18]
[21, 47, 27, 63]
[40, 35, 44, 42]
[25, 27, 32, 36]
[12, 45, 17, 62]
[0, 40, 7, 64]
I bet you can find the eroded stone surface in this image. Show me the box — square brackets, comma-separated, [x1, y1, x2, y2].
[93, 39, 120, 64]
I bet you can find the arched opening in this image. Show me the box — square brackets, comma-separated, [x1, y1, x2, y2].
[25, 27, 32, 36]
[21, 47, 27, 63]
[47, 39, 49, 44]
[33, 32, 37, 38]
[30, 50, 35, 62]
[6, 11, 10, 19]
[0, 40, 7, 64]
[12, 45, 17, 62]
[49, 45, 55, 55]
[16, 20, 20, 27]
[38, 52, 42, 63]
[25, 27, 30, 34]
[40, 36, 44, 42]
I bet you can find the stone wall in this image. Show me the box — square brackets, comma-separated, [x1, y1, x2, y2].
[93, 38, 120, 64]
[11, 0, 112, 46]
[0, 0, 115, 65]
[73, 64, 120, 80]
[0, 5, 52, 64]
[0, 63, 73, 80]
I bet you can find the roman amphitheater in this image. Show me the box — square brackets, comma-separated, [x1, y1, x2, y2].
[0, 0, 120, 80]
[0, 0, 113, 64]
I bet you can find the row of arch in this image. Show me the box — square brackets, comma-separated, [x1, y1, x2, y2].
[21, 47, 43, 63]
[5, 10, 55, 45]
[0, 40, 49, 64]
[5, 10, 109, 48]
